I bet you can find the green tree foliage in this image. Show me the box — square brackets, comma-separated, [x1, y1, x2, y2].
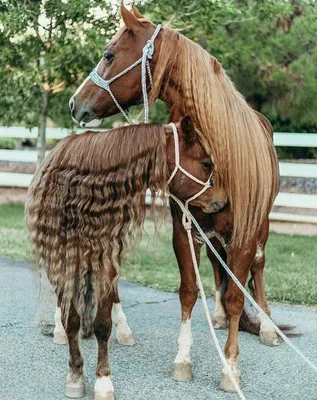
[0, 0, 118, 128]
[145, 0, 317, 135]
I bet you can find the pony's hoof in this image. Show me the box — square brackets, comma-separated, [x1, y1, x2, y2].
[171, 362, 193, 381]
[53, 331, 68, 345]
[116, 332, 135, 346]
[94, 392, 115, 400]
[220, 371, 242, 392]
[212, 316, 228, 329]
[260, 329, 280, 347]
[65, 376, 85, 398]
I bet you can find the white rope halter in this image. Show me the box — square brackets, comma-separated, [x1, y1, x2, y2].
[89, 24, 162, 124]
[167, 123, 213, 228]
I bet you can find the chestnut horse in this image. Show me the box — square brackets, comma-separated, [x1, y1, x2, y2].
[69, 4, 280, 391]
[26, 117, 227, 400]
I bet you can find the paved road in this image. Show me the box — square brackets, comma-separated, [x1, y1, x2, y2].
[1, 257, 317, 400]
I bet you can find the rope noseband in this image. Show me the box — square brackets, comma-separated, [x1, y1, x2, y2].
[89, 24, 162, 124]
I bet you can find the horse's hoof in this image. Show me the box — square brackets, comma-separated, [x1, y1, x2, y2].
[65, 376, 85, 398]
[41, 323, 55, 337]
[53, 331, 68, 345]
[116, 332, 135, 346]
[220, 371, 242, 392]
[94, 392, 115, 400]
[260, 329, 280, 347]
[171, 362, 193, 381]
[212, 316, 228, 330]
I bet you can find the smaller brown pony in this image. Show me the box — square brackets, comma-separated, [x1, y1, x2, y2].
[25, 116, 227, 400]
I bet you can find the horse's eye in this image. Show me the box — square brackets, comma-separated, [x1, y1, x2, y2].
[103, 50, 114, 64]
[201, 161, 212, 170]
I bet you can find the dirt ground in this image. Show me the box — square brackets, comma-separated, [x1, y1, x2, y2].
[1, 188, 316, 236]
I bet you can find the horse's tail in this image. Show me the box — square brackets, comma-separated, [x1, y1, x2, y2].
[239, 276, 298, 336]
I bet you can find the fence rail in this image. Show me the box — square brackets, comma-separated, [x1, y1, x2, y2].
[0, 127, 316, 224]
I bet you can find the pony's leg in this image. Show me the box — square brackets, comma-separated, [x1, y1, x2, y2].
[220, 243, 257, 392]
[62, 300, 85, 398]
[112, 286, 135, 346]
[94, 291, 115, 400]
[53, 298, 68, 345]
[171, 215, 202, 381]
[81, 270, 95, 339]
[206, 239, 228, 329]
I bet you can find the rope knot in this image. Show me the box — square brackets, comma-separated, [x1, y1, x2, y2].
[143, 40, 154, 59]
[182, 211, 192, 231]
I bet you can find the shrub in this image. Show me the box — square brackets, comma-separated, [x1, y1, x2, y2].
[0, 138, 16, 150]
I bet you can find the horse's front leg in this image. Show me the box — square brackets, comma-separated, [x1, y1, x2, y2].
[171, 214, 203, 381]
[112, 286, 135, 346]
[206, 238, 228, 329]
[220, 241, 257, 392]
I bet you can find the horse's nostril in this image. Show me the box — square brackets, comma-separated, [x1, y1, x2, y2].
[73, 108, 92, 123]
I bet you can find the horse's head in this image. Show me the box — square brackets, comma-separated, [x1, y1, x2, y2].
[166, 116, 228, 213]
[70, 4, 162, 127]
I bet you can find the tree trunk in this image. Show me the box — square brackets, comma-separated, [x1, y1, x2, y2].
[37, 90, 50, 166]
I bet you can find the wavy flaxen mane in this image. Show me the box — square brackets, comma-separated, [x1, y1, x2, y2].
[26, 125, 167, 319]
[151, 27, 279, 247]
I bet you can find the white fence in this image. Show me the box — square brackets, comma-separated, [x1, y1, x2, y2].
[0, 126, 316, 224]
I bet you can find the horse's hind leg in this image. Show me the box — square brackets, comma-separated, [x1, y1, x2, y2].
[62, 300, 85, 398]
[220, 243, 256, 392]
[94, 290, 115, 400]
[53, 299, 68, 345]
[206, 238, 228, 329]
[250, 219, 279, 346]
[112, 285, 135, 346]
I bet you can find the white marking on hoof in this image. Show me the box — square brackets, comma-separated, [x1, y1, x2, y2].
[260, 320, 280, 346]
[112, 303, 135, 346]
[65, 373, 85, 398]
[212, 315, 228, 329]
[212, 290, 227, 329]
[53, 307, 68, 345]
[171, 362, 193, 381]
[174, 319, 193, 366]
[220, 359, 241, 392]
[94, 376, 114, 400]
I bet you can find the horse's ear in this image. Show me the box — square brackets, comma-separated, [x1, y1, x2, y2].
[120, 2, 143, 31]
[181, 115, 196, 147]
[131, 4, 145, 19]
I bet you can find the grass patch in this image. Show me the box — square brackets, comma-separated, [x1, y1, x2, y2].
[1, 203, 316, 306]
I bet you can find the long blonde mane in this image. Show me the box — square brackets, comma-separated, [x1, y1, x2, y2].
[151, 28, 279, 247]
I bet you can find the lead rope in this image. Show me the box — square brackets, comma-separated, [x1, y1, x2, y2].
[89, 24, 162, 124]
[168, 193, 317, 386]
[168, 192, 246, 400]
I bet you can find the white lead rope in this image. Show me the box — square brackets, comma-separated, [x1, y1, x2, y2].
[168, 192, 246, 400]
[168, 192, 317, 385]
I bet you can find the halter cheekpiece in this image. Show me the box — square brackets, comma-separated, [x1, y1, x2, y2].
[89, 24, 162, 124]
[168, 123, 213, 228]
